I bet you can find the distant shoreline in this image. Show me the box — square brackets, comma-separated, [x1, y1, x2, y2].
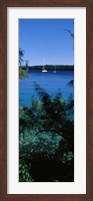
[20, 65, 74, 71]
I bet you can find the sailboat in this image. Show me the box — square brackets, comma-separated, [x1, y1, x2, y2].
[53, 66, 56, 73]
[42, 59, 47, 72]
[42, 67, 47, 73]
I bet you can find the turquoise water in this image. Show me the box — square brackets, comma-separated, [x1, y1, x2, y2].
[19, 70, 74, 107]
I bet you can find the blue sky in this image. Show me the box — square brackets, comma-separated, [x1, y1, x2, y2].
[19, 19, 74, 66]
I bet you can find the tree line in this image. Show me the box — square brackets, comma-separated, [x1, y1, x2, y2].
[21, 65, 74, 71]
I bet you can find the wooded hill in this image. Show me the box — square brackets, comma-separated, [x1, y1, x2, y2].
[21, 65, 74, 71]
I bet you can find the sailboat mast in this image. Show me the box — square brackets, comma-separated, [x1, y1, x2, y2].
[42, 58, 47, 72]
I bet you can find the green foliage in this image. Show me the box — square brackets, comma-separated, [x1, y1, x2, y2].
[67, 79, 74, 87]
[19, 159, 34, 182]
[19, 48, 29, 79]
[19, 67, 29, 79]
[25, 60, 29, 71]
[19, 83, 74, 182]
[19, 48, 24, 66]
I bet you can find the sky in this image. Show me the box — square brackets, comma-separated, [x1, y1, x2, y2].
[19, 19, 74, 66]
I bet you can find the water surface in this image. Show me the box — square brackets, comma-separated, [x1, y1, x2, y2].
[19, 70, 74, 107]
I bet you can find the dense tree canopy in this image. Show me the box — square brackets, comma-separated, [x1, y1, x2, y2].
[19, 48, 29, 79]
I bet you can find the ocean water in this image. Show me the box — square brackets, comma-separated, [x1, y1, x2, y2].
[19, 70, 74, 107]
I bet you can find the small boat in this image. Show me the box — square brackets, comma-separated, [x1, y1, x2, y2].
[42, 59, 47, 72]
[42, 67, 47, 73]
[53, 66, 56, 73]
[53, 70, 56, 73]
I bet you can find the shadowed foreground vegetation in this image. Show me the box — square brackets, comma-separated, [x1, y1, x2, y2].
[19, 83, 74, 182]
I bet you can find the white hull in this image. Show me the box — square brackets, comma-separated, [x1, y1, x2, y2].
[53, 70, 56, 73]
[42, 69, 47, 73]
